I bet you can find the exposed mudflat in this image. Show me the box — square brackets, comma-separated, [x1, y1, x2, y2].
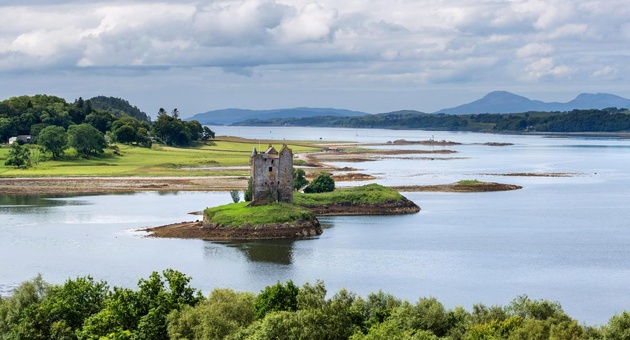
[392, 182, 522, 192]
[486, 172, 579, 177]
[0, 176, 248, 196]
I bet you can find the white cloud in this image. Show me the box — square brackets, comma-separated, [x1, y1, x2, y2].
[0, 0, 629, 113]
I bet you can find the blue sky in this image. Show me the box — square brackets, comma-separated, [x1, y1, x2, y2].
[1, 0, 628, 118]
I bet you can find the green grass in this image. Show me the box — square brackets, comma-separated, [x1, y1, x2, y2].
[293, 183, 406, 206]
[204, 202, 316, 227]
[0, 138, 320, 177]
[456, 179, 483, 186]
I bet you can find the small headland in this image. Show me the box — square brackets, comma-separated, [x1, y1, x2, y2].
[393, 180, 522, 192]
[145, 202, 322, 241]
[293, 183, 420, 216]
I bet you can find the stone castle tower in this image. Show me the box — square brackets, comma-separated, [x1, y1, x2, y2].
[249, 144, 293, 205]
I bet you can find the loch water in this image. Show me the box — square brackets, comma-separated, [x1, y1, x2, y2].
[1, 127, 630, 325]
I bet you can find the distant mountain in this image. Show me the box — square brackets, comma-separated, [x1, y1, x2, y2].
[436, 91, 630, 114]
[185, 107, 368, 125]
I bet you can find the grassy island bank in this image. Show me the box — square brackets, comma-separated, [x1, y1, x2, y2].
[294, 183, 420, 215]
[146, 202, 322, 241]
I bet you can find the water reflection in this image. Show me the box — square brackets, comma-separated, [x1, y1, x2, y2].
[0, 195, 91, 214]
[222, 240, 296, 265]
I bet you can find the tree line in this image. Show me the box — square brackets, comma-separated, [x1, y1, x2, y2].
[0, 270, 628, 339]
[233, 108, 630, 133]
[0, 95, 214, 168]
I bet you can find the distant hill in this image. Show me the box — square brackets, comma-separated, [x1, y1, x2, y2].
[436, 91, 630, 114]
[185, 107, 368, 125]
[88, 96, 151, 122]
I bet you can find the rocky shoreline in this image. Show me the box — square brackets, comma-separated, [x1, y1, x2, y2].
[144, 219, 322, 241]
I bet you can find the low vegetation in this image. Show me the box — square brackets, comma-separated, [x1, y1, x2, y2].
[456, 179, 483, 186]
[294, 183, 408, 206]
[204, 202, 316, 227]
[0, 138, 319, 177]
[0, 272, 626, 339]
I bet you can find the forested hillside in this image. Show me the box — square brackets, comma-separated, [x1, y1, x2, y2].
[88, 96, 151, 123]
[234, 107, 630, 133]
[0, 95, 212, 169]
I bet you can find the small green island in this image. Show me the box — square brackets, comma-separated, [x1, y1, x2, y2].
[145, 145, 420, 241]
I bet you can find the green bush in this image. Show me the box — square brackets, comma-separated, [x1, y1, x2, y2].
[304, 173, 335, 193]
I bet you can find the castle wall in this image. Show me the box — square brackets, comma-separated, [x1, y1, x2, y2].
[250, 145, 293, 205]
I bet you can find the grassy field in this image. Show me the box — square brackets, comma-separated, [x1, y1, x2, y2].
[204, 202, 316, 227]
[293, 183, 407, 205]
[0, 137, 320, 177]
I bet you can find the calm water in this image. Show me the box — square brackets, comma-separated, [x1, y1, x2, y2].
[2, 127, 630, 325]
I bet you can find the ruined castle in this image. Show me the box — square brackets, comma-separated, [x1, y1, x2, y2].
[249, 144, 293, 205]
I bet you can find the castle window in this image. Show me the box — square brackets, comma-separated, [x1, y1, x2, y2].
[269, 167, 273, 172]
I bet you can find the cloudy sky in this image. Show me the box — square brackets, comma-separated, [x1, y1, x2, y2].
[1, 0, 629, 117]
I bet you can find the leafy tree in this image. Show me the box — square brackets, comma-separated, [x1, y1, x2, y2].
[230, 190, 240, 203]
[304, 173, 335, 193]
[0, 275, 51, 339]
[352, 290, 402, 331]
[293, 168, 309, 190]
[254, 280, 300, 319]
[244, 177, 253, 202]
[113, 124, 136, 144]
[167, 289, 256, 340]
[67, 123, 106, 157]
[202, 126, 215, 140]
[152, 110, 193, 147]
[4, 143, 31, 168]
[604, 311, 630, 339]
[185, 120, 203, 141]
[84, 110, 115, 133]
[79, 269, 202, 340]
[42, 276, 110, 333]
[37, 125, 67, 158]
[0, 117, 16, 142]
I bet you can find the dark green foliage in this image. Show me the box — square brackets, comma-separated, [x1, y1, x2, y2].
[254, 280, 299, 319]
[2, 274, 628, 340]
[88, 96, 151, 123]
[234, 107, 630, 133]
[0, 117, 16, 142]
[293, 168, 309, 190]
[110, 116, 152, 147]
[152, 109, 204, 147]
[78, 269, 202, 340]
[67, 124, 106, 157]
[37, 125, 67, 158]
[244, 177, 253, 202]
[603, 311, 630, 339]
[304, 173, 335, 193]
[4, 143, 31, 168]
[84, 110, 115, 133]
[42, 276, 110, 332]
[202, 126, 215, 140]
[167, 289, 256, 340]
[0, 275, 50, 340]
